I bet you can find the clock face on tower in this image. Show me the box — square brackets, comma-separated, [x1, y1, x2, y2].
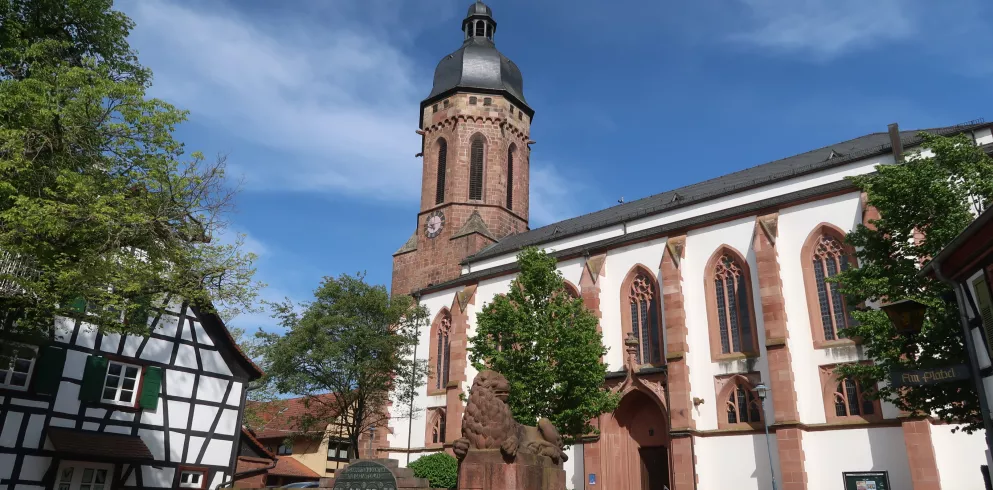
[424, 210, 446, 238]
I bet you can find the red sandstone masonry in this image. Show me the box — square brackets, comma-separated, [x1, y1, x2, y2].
[661, 236, 694, 431]
[445, 285, 476, 446]
[901, 419, 941, 490]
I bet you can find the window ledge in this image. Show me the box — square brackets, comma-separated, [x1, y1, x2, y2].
[814, 339, 858, 349]
[95, 402, 140, 413]
[426, 389, 446, 397]
[712, 352, 759, 362]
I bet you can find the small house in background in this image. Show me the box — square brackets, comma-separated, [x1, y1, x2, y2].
[242, 394, 388, 481]
[233, 427, 322, 488]
[0, 296, 263, 489]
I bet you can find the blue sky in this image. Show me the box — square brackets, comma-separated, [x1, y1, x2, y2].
[117, 0, 993, 331]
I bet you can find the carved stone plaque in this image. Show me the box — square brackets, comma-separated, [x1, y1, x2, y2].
[333, 461, 398, 490]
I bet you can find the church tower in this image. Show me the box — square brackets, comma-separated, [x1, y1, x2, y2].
[392, 1, 533, 296]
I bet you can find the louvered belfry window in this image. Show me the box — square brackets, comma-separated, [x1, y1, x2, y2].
[435, 138, 447, 205]
[506, 145, 515, 209]
[469, 136, 485, 200]
[436, 314, 451, 390]
[629, 274, 661, 364]
[714, 254, 752, 354]
[812, 235, 853, 340]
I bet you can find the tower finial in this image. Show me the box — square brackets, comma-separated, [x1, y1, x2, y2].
[463, 1, 496, 42]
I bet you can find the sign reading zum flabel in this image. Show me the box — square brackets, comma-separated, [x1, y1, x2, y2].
[889, 364, 970, 387]
[333, 461, 398, 490]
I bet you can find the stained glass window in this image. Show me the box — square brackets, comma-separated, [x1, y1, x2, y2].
[726, 380, 762, 424]
[628, 274, 661, 364]
[812, 235, 854, 340]
[714, 254, 752, 354]
[436, 314, 452, 390]
[834, 377, 874, 417]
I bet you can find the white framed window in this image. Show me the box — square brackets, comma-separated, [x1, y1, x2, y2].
[0, 342, 37, 391]
[178, 469, 206, 488]
[101, 360, 142, 406]
[56, 461, 112, 490]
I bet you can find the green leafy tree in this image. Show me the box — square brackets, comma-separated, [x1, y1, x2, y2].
[836, 132, 993, 432]
[0, 0, 261, 337]
[470, 247, 619, 444]
[258, 273, 429, 458]
[408, 453, 458, 489]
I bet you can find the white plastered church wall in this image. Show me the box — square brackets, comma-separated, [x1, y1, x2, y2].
[803, 428, 912, 490]
[695, 434, 779, 490]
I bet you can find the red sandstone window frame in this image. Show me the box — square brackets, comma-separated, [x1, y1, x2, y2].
[704, 246, 760, 361]
[714, 373, 764, 431]
[562, 280, 580, 299]
[818, 364, 882, 424]
[801, 224, 860, 349]
[427, 309, 452, 396]
[425, 407, 447, 448]
[619, 265, 664, 366]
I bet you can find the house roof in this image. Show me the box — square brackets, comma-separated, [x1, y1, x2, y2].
[241, 427, 277, 460]
[462, 120, 990, 265]
[47, 427, 154, 461]
[191, 304, 264, 380]
[249, 394, 340, 440]
[270, 456, 322, 478]
[920, 204, 993, 280]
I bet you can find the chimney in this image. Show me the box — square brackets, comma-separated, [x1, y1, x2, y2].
[888, 122, 904, 162]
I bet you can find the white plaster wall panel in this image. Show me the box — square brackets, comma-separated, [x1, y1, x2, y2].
[566, 444, 583, 490]
[695, 434, 779, 490]
[174, 343, 198, 369]
[121, 335, 144, 357]
[103, 425, 131, 435]
[75, 323, 97, 349]
[192, 405, 219, 432]
[985, 376, 993, 416]
[180, 318, 194, 341]
[469, 274, 516, 385]
[168, 400, 191, 430]
[141, 466, 175, 488]
[192, 321, 214, 346]
[111, 411, 134, 422]
[100, 332, 122, 353]
[155, 313, 180, 337]
[53, 382, 80, 414]
[82, 422, 100, 431]
[682, 217, 768, 431]
[599, 238, 667, 371]
[167, 431, 185, 462]
[14, 485, 44, 490]
[200, 349, 233, 376]
[125, 468, 138, 486]
[777, 192, 863, 424]
[139, 337, 173, 364]
[22, 415, 45, 449]
[11, 399, 48, 409]
[209, 472, 225, 490]
[18, 456, 49, 482]
[226, 381, 243, 407]
[202, 439, 233, 466]
[976, 127, 993, 145]
[85, 408, 106, 418]
[803, 428, 911, 490]
[139, 428, 166, 460]
[0, 412, 23, 447]
[556, 257, 585, 289]
[54, 316, 74, 342]
[141, 404, 165, 425]
[0, 454, 13, 480]
[166, 370, 195, 398]
[216, 409, 239, 436]
[49, 417, 75, 428]
[195, 376, 228, 403]
[471, 226, 625, 271]
[185, 435, 205, 463]
[932, 424, 987, 489]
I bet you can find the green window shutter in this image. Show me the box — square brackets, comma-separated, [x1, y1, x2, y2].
[973, 276, 993, 361]
[139, 366, 163, 410]
[33, 346, 67, 395]
[68, 296, 87, 313]
[79, 355, 108, 402]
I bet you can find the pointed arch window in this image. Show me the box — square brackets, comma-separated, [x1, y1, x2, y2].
[726, 381, 762, 424]
[712, 253, 754, 355]
[469, 136, 485, 200]
[812, 235, 854, 341]
[428, 409, 447, 446]
[506, 144, 515, 210]
[626, 273, 661, 365]
[436, 315, 451, 390]
[834, 377, 874, 417]
[435, 138, 448, 205]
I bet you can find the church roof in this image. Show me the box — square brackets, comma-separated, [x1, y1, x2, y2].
[464, 119, 990, 264]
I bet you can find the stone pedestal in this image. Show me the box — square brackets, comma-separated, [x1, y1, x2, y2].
[458, 450, 566, 490]
[320, 459, 435, 490]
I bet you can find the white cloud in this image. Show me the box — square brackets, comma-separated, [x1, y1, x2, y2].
[529, 162, 596, 228]
[122, 0, 441, 201]
[727, 0, 917, 59]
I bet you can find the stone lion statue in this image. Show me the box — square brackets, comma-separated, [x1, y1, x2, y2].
[452, 370, 568, 465]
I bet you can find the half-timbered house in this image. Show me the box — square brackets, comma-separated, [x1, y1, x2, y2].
[0, 296, 263, 489]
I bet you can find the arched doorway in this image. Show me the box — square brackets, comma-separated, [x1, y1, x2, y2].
[600, 389, 670, 490]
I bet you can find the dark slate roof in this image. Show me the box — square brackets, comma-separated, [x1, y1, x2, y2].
[464, 120, 990, 264]
[427, 37, 526, 105]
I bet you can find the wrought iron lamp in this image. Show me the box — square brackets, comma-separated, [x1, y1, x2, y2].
[880, 298, 928, 333]
[754, 383, 778, 490]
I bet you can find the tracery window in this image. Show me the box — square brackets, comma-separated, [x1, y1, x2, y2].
[712, 253, 753, 355]
[436, 314, 451, 390]
[506, 144, 515, 210]
[834, 377, 874, 417]
[811, 235, 854, 341]
[469, 135, 485, 200]
[435, 138, 447, 205]
[628, 273, 661, 364]
[430, 409, 447, 445]
[726, 381, 762, 425]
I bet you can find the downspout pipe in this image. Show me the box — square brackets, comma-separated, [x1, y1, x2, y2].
[932, 259, 993, 462]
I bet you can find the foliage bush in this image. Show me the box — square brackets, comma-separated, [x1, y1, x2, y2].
[409, 452, 458, 489]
